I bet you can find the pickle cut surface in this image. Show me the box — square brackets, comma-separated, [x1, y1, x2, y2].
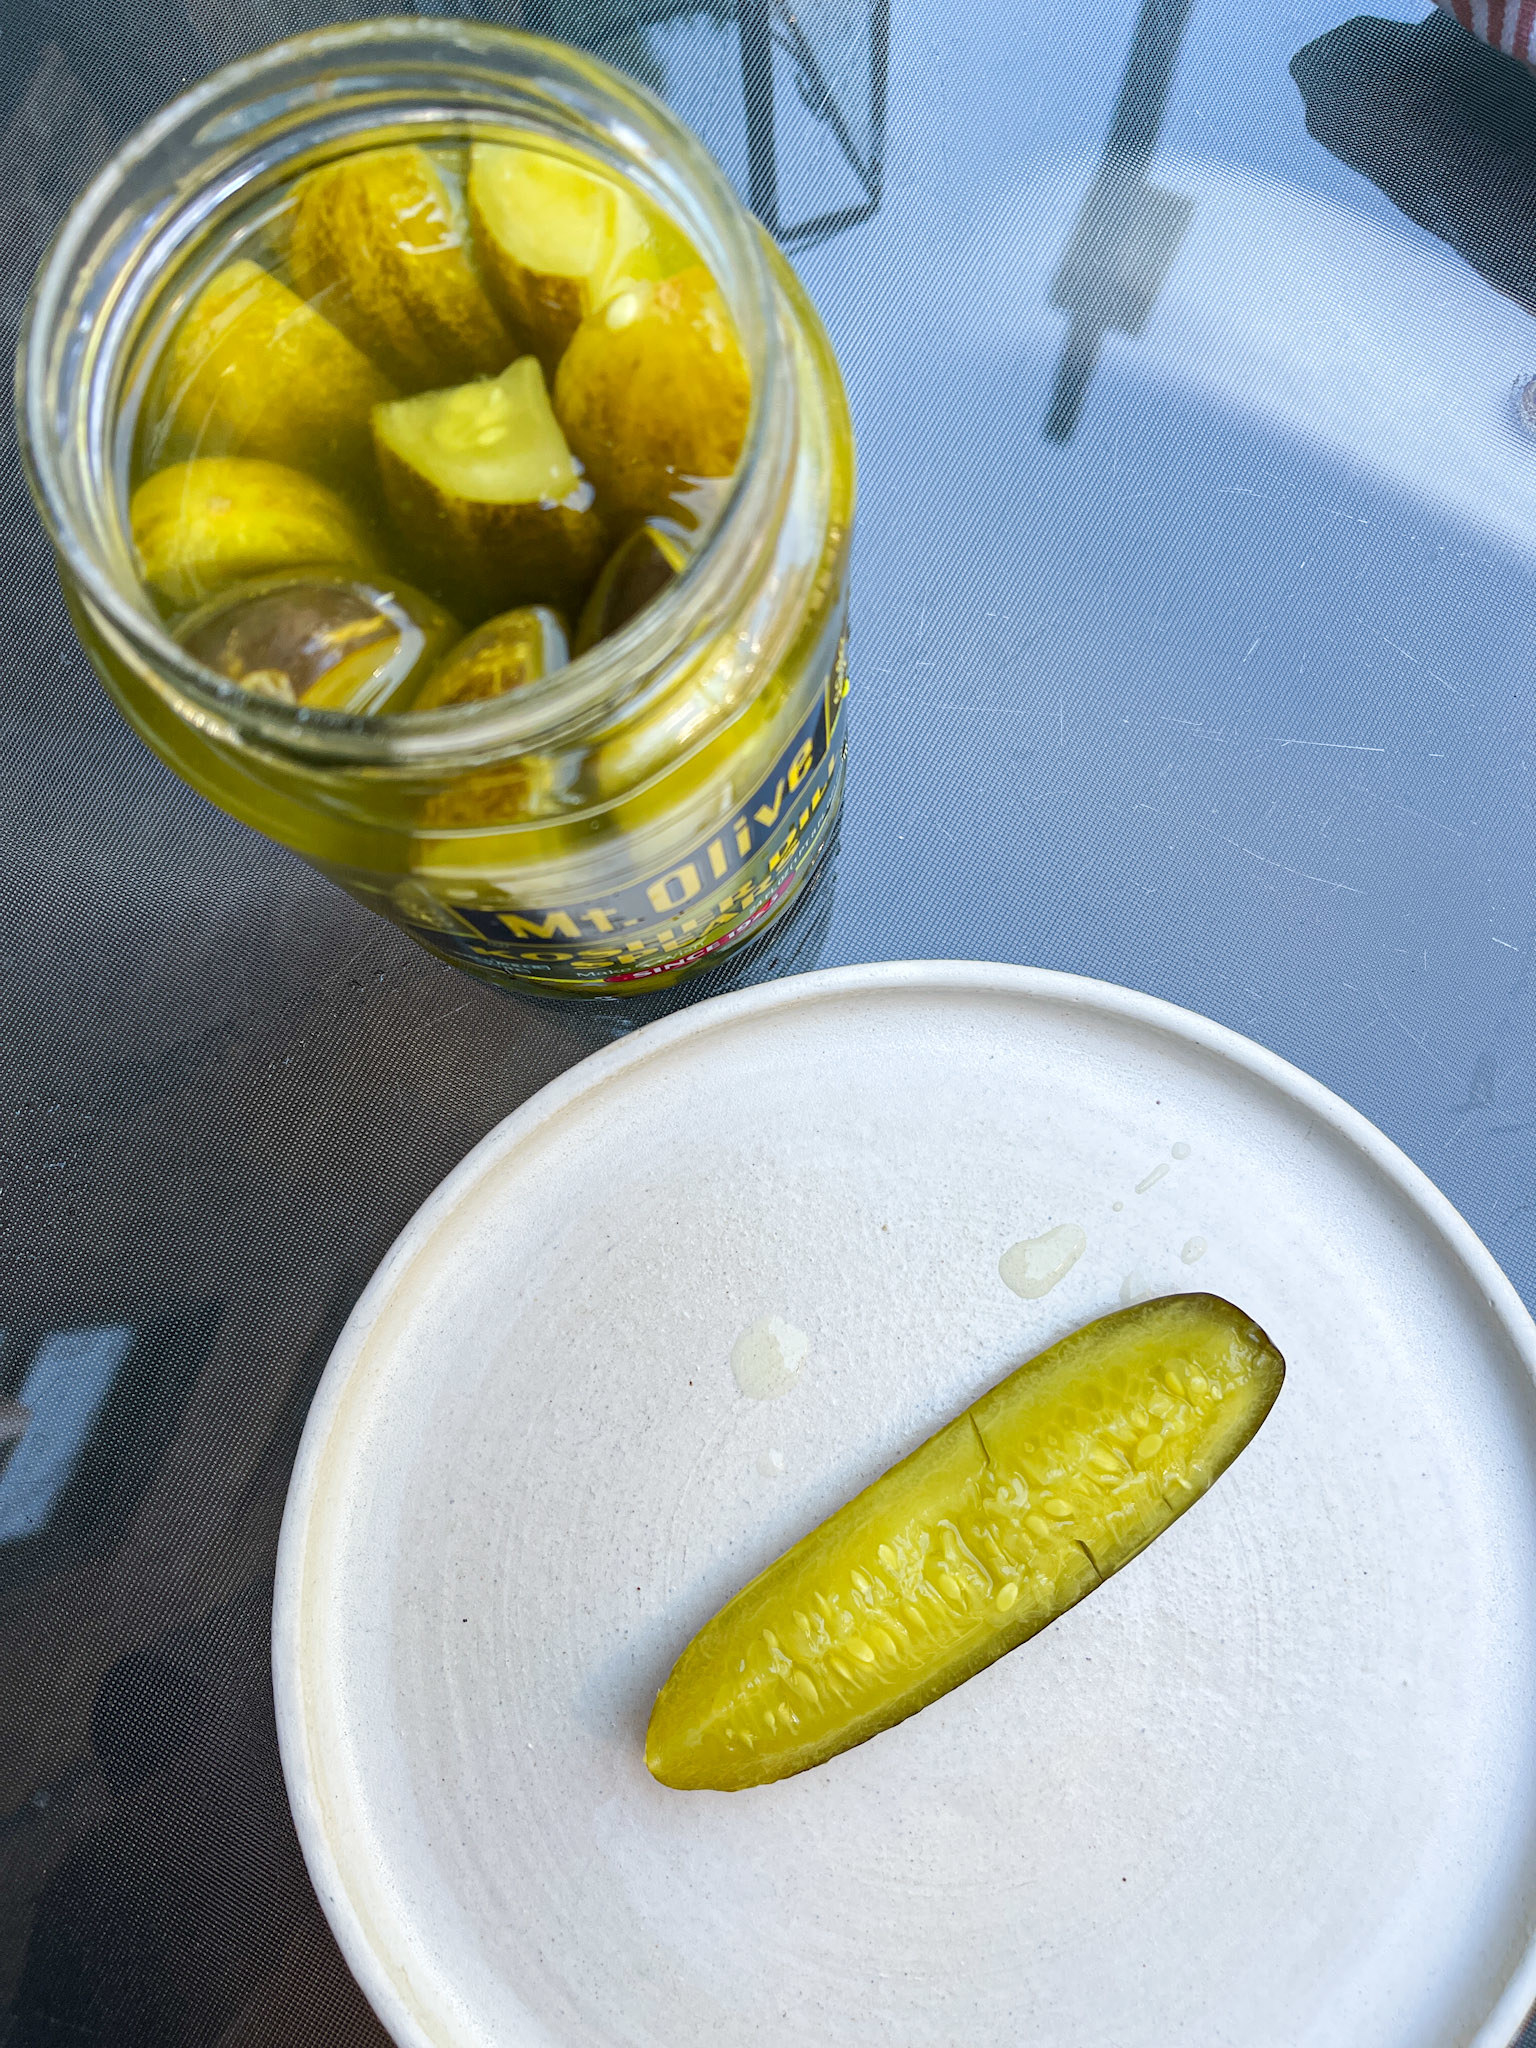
[646, 1292, 1284, 1791]
[373, 355, 577, 506]
[175, 569, 458, 713]
[468, 144, 660, 370]
[372, 357, 606, 617]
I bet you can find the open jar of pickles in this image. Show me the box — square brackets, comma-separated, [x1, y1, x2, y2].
[19, 19, 854, 994]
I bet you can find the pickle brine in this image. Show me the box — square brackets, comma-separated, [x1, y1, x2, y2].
[99, 69, 852, 994]
[131, 139, 744, 681]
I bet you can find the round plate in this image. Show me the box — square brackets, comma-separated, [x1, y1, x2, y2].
[273, 963, 1536, 2048]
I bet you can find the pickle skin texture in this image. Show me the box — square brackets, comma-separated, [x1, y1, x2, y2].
[646, 1293, 1284, 1791]
[411, 605, 569, 708]
[468, 144, 668, 375]
[145, 260, 396, 483]
[418, 754, 566, 829]
[288, 146, 514, 392]
[373, 360, 607, 620]
[130, 458, 381, 610]
[554, 265, 750, 527]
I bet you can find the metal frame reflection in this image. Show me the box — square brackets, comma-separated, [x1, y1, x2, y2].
[738, 0, 890, 250]
[523, 0, 889, 251]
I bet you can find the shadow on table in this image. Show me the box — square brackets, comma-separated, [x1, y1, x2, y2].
[5, 1579, 391, 2048]
[1291, 7, 1536, 316]
[1043, 0, 1200, 443]
[0, 835, 835, 2045]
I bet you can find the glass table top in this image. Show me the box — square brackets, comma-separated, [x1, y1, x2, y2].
[2, 0, 1534, 2039]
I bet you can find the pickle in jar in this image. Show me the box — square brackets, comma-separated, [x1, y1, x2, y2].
[288, 145, 514, 392]
[143, 260, 396, 483]
[468, 144, 683, 373]
[647, 1293, 1284, 1791]
[555, 264, 750, 527]
[411, 604, 568, 708]
[372, 356, 607, 619]
[573, 521, 692, 654]
[176, 568, 459, 712]
[131, 456, 382, 609]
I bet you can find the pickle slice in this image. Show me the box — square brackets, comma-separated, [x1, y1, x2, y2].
[418, 753, 567, 828]
[288, 146, 513, 392]
[130, 457, 381, 610]
[144, 260, 396, 482]
[468, 144, 665, 373]
[647, 1293, 1284, 1791]
[176, 568, 460, 714]
[554, 264, 750, 526]
[573, 521, 690, 653]
[411, 604, 568, 708]
[372, 356, 607, 619]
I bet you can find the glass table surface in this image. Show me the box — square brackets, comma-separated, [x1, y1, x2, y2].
[2, 0, 1535, 2038]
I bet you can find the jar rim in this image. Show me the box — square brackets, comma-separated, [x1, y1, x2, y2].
[16, 16, 795, 771]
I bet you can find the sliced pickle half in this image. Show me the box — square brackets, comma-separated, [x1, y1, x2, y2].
[554, 264, 750, 527]
[372, 356, 606, 619]
[130, 457, 381, 610]
[468, 143, 673, 371]
[411, 604, 568, 709]
[288, 145, 513, 392]
[647, 1294, 1285, 1790]
[573, 521, 691, 654]
[143, 259, 396, 483]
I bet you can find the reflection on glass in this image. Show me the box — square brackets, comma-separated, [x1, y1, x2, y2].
[1045, 0, 1197, 442]
[738, 0, 888, 248]
[526, 0, 888, 249]
[0, 1327, 135, 1544]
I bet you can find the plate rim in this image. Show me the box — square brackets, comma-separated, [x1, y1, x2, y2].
[272, 959, 1536, 2048]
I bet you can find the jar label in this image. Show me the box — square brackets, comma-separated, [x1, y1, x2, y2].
[393, 652, 847, 989]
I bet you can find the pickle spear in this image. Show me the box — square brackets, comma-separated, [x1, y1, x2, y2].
[373, 356, 606, 618]
[554, 264, 750, 526]
[131, 457, 381, 609]
[144, 260, 396, 482]
[573, 521, 690, 653]
[647, 1293, 1283, 1791]
[411, 604, 568, 708]
[468, 144, 667, 373]
[289, 145, 513, 392]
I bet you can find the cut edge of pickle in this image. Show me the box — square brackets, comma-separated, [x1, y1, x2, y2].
[645, 1293, 1284, 1792]
[372, 356, 578, 508]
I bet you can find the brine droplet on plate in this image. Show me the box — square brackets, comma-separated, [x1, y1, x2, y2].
[999, 1223, 1088, 1300]
[731, 1318, 810, 1400]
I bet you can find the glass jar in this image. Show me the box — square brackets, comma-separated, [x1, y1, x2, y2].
[18, 19, 854, 995]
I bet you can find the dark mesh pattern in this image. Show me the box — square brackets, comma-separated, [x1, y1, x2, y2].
[3, 2, 1535, 2040]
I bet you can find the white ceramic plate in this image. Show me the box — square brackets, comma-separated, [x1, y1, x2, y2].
[273, 963, 1536, 2048]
